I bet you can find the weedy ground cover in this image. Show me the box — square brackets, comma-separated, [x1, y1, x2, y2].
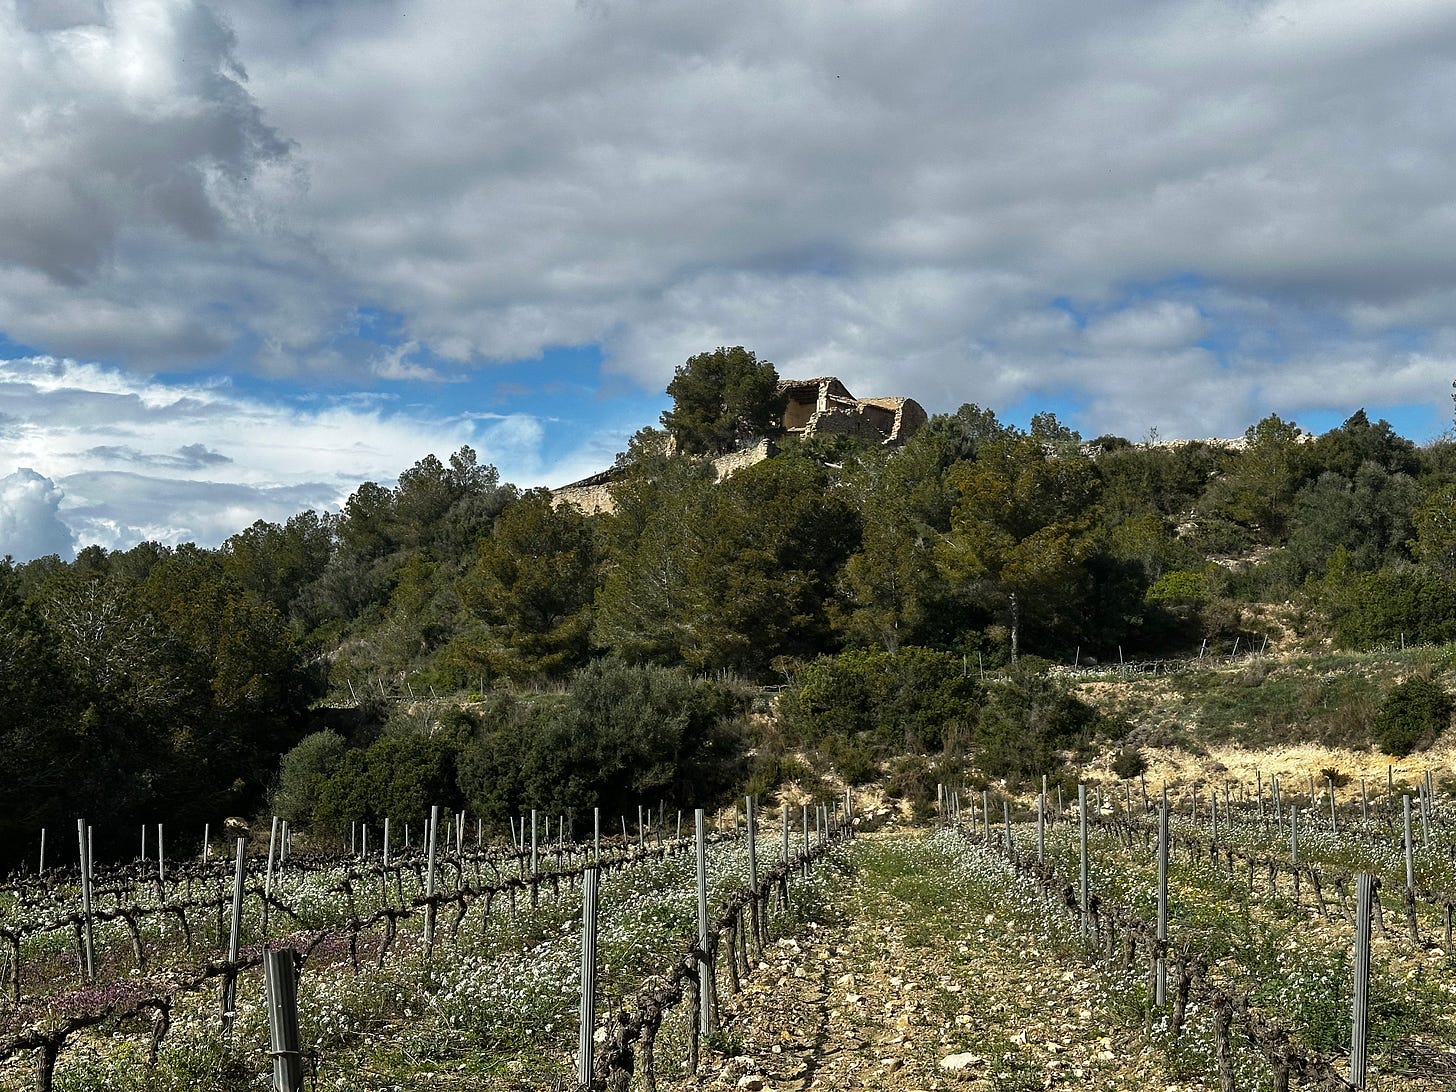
[1, 830, 835, 1091]
[1037, 813, 1456, 1083]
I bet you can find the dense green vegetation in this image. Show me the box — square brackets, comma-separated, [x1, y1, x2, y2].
[5, 348, 1456, 858]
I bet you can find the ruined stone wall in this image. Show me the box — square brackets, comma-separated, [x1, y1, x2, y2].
[803, 408, 897, 441]
[710, 438, 775, 480]
[551, 479, 620, 515]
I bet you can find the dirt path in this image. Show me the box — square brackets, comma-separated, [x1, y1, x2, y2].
[659, 832, 1197, 1092]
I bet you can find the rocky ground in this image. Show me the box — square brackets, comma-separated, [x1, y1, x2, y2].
[657, 833, 1200, 1092]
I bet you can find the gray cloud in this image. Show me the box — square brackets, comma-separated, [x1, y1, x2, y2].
[0, 0, 297, 359]
[84, 443, 233, 469]
[58, 470, 337, 553]
[3, 0, 1456, 437]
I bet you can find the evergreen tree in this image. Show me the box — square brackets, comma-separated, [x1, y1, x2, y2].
[660, 346, 784, 455]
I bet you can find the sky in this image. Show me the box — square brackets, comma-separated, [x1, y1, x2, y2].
[4, 0, 1456, 561]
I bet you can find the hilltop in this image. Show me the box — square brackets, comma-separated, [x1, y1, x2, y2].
[4, 342, 1456, 861]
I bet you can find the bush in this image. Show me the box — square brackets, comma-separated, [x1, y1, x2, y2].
[456, 659, 751, 822]
[1330, 565, 1456, 648]
[1373, 676, 1453, 757]
[1111, 747, 1147, 780]
[272, 730, 347, 824]
[1320, 766, 1351, 789]
[974, 669, 1105, 781]
[745, 748, 808, 802]
[314, 732, 461, 833]
[781, 647, 979, 754]
[818, 735, 879, 786]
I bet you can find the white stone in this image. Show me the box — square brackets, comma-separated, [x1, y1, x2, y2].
[940, 1052, 981, 1071]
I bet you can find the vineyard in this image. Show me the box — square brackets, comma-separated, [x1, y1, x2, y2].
[0, 806, 848, 1091]
[3, 779, 1456, 1092]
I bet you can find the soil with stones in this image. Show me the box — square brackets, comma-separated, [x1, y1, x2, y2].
[655, 832, 1198, 1092]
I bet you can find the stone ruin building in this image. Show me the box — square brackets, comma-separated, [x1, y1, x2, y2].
[777, 377, 927, 445]
[552, 377, 927, 515]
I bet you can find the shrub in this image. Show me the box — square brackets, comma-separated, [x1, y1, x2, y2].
[819, 735, 879, 786]
[974, 669, 1105, 781]
[272, 730, 347, 824]
[1330, 565, 1456, 648]
[1373, 676, 1453, 757]
[456, 659, 751, 821]
[314, 732, 461, 833]
[1320, 766, 1350, 789]
[781, 647, 979, 754]
[1111, 747, 1147, 780]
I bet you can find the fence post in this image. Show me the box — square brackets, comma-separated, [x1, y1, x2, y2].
[578, 866, 599, 1086]
[1078, 785, 1089, 938]
[425, 804, 440, 949]
[746, 796, 761, 953]
[695, 808, 717, 1036]
[1349, 872, 1372, 1090]
[1419, 782, 1431, 847]
[1036, 792, 1045, 865]
[264, 816, 279, 936]
[801, 806, 809, 877]
[264, 948, 305, 1092]
[77, 819, 94, 982]
[222, 836, 246, 1033]
[1290, 806, 1299, 869]
[1404, 795, 1415, 891]
[1156, 794, 1169, 1006]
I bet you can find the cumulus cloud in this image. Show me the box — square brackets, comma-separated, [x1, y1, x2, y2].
[213, 0, 1456, 429]
[0, 1, 307, 362]
[3, 0, 1456, 472]
[0, 356, 609, 560]
[0, 468, 74, 561]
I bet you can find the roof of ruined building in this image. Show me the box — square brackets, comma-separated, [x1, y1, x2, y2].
[777, 376, 853, 394]
[858, 396, 910, 410]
